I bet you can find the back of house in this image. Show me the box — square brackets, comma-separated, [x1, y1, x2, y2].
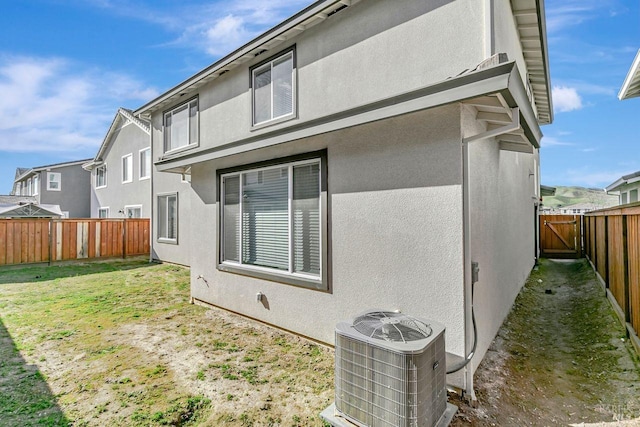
[135, 0, 552, 394]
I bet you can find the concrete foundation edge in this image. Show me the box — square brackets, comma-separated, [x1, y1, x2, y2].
[320, 402, 458, 427]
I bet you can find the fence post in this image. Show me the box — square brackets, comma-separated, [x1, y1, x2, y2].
[122, 219, 127, 259]
[604, 215, 609, 289]
[623, 215, 631, 325]
[48, 219, 53, 266]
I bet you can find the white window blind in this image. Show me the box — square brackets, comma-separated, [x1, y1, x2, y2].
[158, 194, 178, 241]
[96, 165, 107, 188]
[221, 158, 321, 280]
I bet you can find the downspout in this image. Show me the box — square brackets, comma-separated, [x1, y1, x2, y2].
[148, 118, 154, 264]
[484, 0, 494, 59]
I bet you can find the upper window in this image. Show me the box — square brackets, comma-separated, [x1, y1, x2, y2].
[33, 175, 39, 196]
[26, 178, 32, 196]
[96, 165, 107, 188]
[139, 148, 151, 180]
[47, 172, 61, 191]
[630, 189, 639, 203]
[219, 153, 325, 290]
[164, 98, 198, 153]
[622, 192, 628, 204]
[125, 205, 142, 218]
[252, 50, 295, 126]
[98, 207, 109, 218]
[158, 193, 178, 243]
[122, 154, 133, 184]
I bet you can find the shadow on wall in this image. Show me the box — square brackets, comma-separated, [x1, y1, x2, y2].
[0, 318, 69, 426]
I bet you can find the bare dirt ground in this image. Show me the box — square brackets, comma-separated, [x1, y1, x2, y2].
[2, 258, 639, 426]
[450, 258, 640, 426]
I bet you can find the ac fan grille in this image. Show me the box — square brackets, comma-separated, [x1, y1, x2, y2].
[335, 332, 446, 427]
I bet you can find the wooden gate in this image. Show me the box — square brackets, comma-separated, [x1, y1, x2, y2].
[540, 214, 583, 258]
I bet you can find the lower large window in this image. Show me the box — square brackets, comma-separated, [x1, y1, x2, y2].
[219, 153, 325, 290]
[158, 193, 178, 243]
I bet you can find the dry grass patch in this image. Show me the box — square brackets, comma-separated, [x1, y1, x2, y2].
[0, 259, 333, 426]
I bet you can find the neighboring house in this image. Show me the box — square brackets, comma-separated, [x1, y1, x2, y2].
[0, 202, 63, 218]
[619, 49, 640, 100]
[557, 203, 603, 215]
[134, 0, 552, 395]
[606, 170, 640, 205]
[83, 108, 153, 219]
[82, 108, 191, 266]
[11, 160, 91, 218]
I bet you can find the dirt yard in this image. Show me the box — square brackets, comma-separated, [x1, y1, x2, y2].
[451, 258, 640, 426]
[1, 257, 639, 426]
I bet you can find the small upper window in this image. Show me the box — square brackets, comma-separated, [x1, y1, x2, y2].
[252, 50, 295, 126]
[47, 172, 61, 191]
[122, 154, 133, 184]
[139, 148, 151, 180]
[96, 165, 107, 188]
[125, 205, 142, 218]
[98, 207, 109, 218]
[33, 175, 39, 196]
[164, 99, 198, 153]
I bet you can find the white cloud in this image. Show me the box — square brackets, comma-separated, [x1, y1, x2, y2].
[541, 136, 574, 147]
[0, 55, 158, 154]
[552, 86, 583, 113]
[545, 0, 625, 35]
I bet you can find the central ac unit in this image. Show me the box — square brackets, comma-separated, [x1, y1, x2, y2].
[325, 310, 451, 427]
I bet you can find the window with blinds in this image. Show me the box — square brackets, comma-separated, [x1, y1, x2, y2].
[158, 193, 178, 243]
[96, 165, 107, 188]
[220, 156, 322, 287]
[164, 98, 198, 153]
[252, 50, 295, 126]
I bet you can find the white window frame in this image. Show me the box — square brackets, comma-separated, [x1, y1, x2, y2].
[33, 175, 39, 196]
[26, 177, 32, 196]
[124, 205, 143, 218]
[122, 154, 133, 184]
[98, 207, 109, 218]
[139, 147, 151, 180]
[157, 193, 178, 244]
[251, 49, 296, 127]
[95, 164, 107, 189]
[47, 172, 61, 191]
[163, 98, 198, 154]
[218, 152, 327, 291]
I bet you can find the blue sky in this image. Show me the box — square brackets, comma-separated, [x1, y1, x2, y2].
[0, 0, 638, 193]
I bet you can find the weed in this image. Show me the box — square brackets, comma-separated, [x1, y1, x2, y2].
[196, 370, 205, 381]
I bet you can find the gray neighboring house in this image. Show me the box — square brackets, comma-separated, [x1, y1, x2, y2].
[605, 171, 640, 205]
[11, 160, 91, 218]
[135, 0, 552, 395]
[83, 108, 191, 266]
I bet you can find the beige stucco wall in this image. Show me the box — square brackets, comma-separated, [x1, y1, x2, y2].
[188, 105, 467, 357]
[462, 104, 538, 375]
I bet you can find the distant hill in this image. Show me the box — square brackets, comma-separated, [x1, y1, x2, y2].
[542, 186, 618, 209]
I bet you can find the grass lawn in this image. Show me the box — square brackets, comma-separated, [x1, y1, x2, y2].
[0, 259, 334, 426]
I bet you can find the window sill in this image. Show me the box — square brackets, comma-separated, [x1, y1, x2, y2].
[218, 262, 326, 292]
[158, 238, 178, 245]
[251, 113, 297, 132]
[121, 180, 133, 184]
[163, 143, 199, 159]
[95, 185, 107, 190]
[139, 176, 151, 181]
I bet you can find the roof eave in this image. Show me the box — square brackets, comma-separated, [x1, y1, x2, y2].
[619, 49, 640, 100]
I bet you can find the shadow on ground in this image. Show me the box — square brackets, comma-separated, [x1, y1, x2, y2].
[451, 258, 640, 426]
[0, 318, 69, 426]
[0, 256, 153, 285]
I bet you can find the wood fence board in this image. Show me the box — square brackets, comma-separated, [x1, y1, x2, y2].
[629, 216, 640, 335]
[595, 217, 607, 280]
[607, 217, 626, 313]
[0, 222, 6, 265]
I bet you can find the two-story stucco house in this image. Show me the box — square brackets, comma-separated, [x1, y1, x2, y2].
[606, 171, 640, 205]
[135, 0, 552, 395]
[11, 159, 91, 218]
[83, 108, 192, 266]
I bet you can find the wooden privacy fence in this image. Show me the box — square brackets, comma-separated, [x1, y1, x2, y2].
[584, 203, 640, 355]
[0, 218, 150, 266]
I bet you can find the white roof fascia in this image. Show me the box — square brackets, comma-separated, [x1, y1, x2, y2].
[605, 178, 625, 192]
[619, 49, 640, 100]
[133, 0, 353, 117]
[15, 159, 91, 182]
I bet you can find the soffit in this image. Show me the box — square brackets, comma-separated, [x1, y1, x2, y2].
[619, 49, 640, 100]
[510, 0, 553, 125]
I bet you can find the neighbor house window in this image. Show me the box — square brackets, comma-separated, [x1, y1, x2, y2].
[98, 207, 109, 218]
[219, 152, 325, 290]
[622, 193, 628, 204]
[158, 193, 178, 243]
[164, 98, 198, 153]
[95, 165, 107, 188]
[33, 175, 39, 195]
[122, 154, 133, 183]
[139, 148, 151, 180]
[26, 178, 32, 196]
[252, 49, 295, 126]
[125, 205, 142, 218]
[630, 189, 638, 203]
[47, 172, 61, 191]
